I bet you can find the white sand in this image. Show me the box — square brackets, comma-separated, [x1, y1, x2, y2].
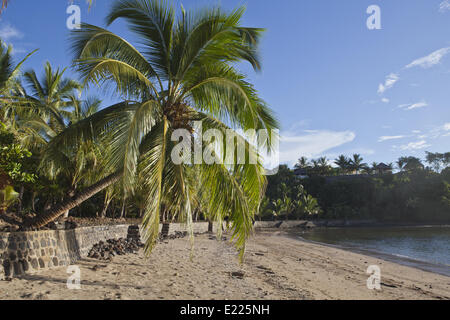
[0, 231, 449, 300]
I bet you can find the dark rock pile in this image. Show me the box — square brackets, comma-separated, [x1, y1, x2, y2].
[159, 231, 188, 241]
[88, 238, 144, 261]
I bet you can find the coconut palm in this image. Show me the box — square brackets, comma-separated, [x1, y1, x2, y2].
[271, 199, 283, 220]
[25, 0, 278, 258]
[300, 194, 321, 216]
[334, 155, 350, 175]
[349, 154, 367, 174]
[397, 157, 407, 172]
[317, 157, 328, 168]
[12, 63, 106, 217]
[0, 42, 37, 125]
[370, 162, 378, 174]
[309, 157, 331, 176]
[295, 184, 321, 218]
[294, 156, 309, 169]
[14, 62, 82, 152]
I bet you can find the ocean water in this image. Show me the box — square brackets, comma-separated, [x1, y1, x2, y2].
[299, 226, 450, 276]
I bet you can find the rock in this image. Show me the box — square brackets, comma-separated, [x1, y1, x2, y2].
[159, 231, 187, 242]
[231, 271, 245, 279]
[381, 282, 398, 288]
[88, 238, 144, 261]
[21, 292, 48, 300]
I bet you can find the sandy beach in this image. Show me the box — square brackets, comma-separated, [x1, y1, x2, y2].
[0, 231, 449, 300]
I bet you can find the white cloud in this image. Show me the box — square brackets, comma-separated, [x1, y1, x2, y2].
[0, 23, 23, 41]
[439, 0, 450, 12]
[303, 129, 319, 134]
[345, 148, 375, 156]
[396, 140, 431, 151]
[398, 101, 428, 111]
[381, 98, 390, 103]
[279, 130, 356, 166]
[378, 135, 405, 142]
[405, 47, 450, 69]
[425, 122, 450, 139]
[378, 73, 399, 94]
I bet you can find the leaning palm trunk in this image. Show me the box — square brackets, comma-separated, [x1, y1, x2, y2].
[24, 171, 122, 230]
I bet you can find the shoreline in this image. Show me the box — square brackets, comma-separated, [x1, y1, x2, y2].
[0, 231, 449, 300]
[286, 232, 450, 278]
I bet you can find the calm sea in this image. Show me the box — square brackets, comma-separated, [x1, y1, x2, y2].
[299, 226, 450, 277]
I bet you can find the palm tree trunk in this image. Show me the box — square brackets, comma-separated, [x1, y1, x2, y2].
[24, 171, 123, 230]
[16, 185, 24, 213]
[63, 188, 77, 218]
[101, 197, 112, 218]
[208, 220, 213, 233]
[31, 191, 36, 212]
[120, 200, 126, 218]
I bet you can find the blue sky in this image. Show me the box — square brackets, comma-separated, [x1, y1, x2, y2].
[1, 0, 450, 167]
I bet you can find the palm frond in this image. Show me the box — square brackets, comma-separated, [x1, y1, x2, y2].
[105, 0, 175, 78]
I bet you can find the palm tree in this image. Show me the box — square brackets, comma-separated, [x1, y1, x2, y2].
[281, 195, 295, 220]
[256, 197, 271, 221]
[0, 42, 37, 125]
[25, 0, 278, 258]
[349, 154, 367, 174]
[271, 199, 283, 221]
[294, 185, 321, 218]
[317, 157, 328, 167]
[15, 62, 82, 152]
[397, 157, 407, 172]
[300, 194, 321, 217]
[12, 63, 106, 217]
[371, 162, 378, 174]
[318, 156, 332, 175]
[294, 156, 309, 169]
[334, 155, 350, 175]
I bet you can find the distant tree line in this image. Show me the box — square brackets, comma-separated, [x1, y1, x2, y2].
[259, 152, 450, 223]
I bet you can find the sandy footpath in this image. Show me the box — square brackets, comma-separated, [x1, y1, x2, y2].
[0, 231, 449, 300]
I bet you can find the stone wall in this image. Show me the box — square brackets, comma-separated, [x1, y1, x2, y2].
[0, 222, 218, 279]
[2, 219, 366, 279]
[0, 225, 132, 279]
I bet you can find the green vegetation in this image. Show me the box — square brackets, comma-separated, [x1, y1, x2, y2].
[262, 153, 450, 223]
[0, 186, 18, 214]
[0, 0, 278, 258]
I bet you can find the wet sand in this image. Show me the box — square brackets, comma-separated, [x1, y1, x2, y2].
[0, 231, 449, 300]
